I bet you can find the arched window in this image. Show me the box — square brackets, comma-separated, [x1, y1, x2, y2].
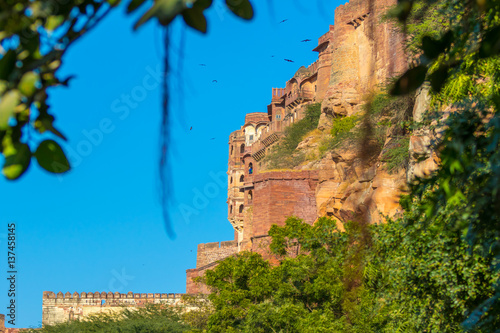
[240, 144, 245, 153]
[230, 177, 233, 184]
[248, 163, 253, 175]
[248, 190, 253, 201]
[239, 204, 244, 213]
[240, 175, 244, 183]
[230, 205, 233, 214]
[231, 145, 234, 155]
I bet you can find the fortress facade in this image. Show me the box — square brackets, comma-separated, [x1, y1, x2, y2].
[41, 0, 410, 326]
[185, 0, 406, 293]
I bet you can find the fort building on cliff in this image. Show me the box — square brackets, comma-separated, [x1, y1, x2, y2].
[185, 0, 406, 294]
[40, 0, 408, 326]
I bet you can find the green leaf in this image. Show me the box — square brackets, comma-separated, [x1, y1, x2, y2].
[127, 0, 147, 13]
[390, 65, 428, 95]
[0, 50, 17, 81]
[2, 142, 31, 180]
[35, 140, 70, 174]
[0, 90, 21, 130]
[182, 7, 207, 33]
[134, 0, 186, 30]
[194, 0, 212, 9]
[225, 0, 253, 20]
[18, 72, 39, 97]
[34, 113, 67, 141]
[45, 15, 64, 31]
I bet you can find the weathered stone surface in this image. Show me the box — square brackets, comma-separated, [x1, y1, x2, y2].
[413, 85, 431, 123]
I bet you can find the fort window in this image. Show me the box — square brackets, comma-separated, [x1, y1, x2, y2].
[239, 204, 244, 213]
[276, 114, 281, 120]
[240, 175, 244, 183]
[230, 176, 233, 184]
[248, 190, 253, 201]
[230, 205, 233, 213]
[231, 145, 233, 155]
[249, 135, 254, 142]
[240, 144, 245, 153]
[249, 163, 253, 174]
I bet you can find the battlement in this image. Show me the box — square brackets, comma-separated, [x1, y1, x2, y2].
[42, 291, 186, 326]
[244, 112, 269, 124]
[196, 240, 238, 269]
[42, 291, 184, 300]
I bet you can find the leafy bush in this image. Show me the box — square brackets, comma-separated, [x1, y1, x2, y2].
[202, 212, 499, 332]
[331, 115, 358, 137]
[265, 103, 321, 169]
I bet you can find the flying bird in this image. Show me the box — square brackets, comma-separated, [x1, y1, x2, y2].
[190, 126, 192, 130]
[212, 80, 218, 83]
[199, 64, 206, 66]
[271, 55, 275, 57]
[279, 19, 288, 23]
[284, 59, 295, 63]
[210, 138, 216, 140]
[301, 39, 311, 42]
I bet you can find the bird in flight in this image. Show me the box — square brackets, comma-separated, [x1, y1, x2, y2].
[301, 39, 311, 42]
[284, 59, 294, 63]
[199, 64, 206, 66]
[190, 126, 193, 130]
[212, 80, 218, 83]
[279, 19, 288, 23]
[210, 138, 216, 140]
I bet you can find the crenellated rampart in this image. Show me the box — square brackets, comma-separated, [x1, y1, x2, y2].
[42, 291, 185, 326]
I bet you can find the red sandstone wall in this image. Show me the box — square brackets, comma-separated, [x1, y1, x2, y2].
[186, 241, 238, 294]
[252, 171, 319, 236]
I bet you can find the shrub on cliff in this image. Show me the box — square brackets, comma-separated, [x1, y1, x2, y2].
[264, 103, 321, 169]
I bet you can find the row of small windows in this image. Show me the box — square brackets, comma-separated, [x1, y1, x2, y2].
[229, 191, 253, 214]
[229, 204, 245, 214]
[230, 144, 246, 155]
[230, 175, 245, 184]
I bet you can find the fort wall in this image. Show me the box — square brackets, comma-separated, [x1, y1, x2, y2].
[42, 291, 184, 326]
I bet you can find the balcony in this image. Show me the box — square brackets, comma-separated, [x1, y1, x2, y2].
[271, 88, 286, 102]
[285, 90, 315, 109]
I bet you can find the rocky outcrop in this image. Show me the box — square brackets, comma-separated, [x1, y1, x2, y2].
[313, 143, 406, 225]
[319, 88, 361, 130]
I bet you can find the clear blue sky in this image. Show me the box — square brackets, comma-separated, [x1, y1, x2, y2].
[0, 0, 342, 328]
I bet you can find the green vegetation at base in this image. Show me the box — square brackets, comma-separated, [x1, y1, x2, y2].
[264, 103, 321, 169]
[200, 204, 499, 332]
[30, 305, 192, 333]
